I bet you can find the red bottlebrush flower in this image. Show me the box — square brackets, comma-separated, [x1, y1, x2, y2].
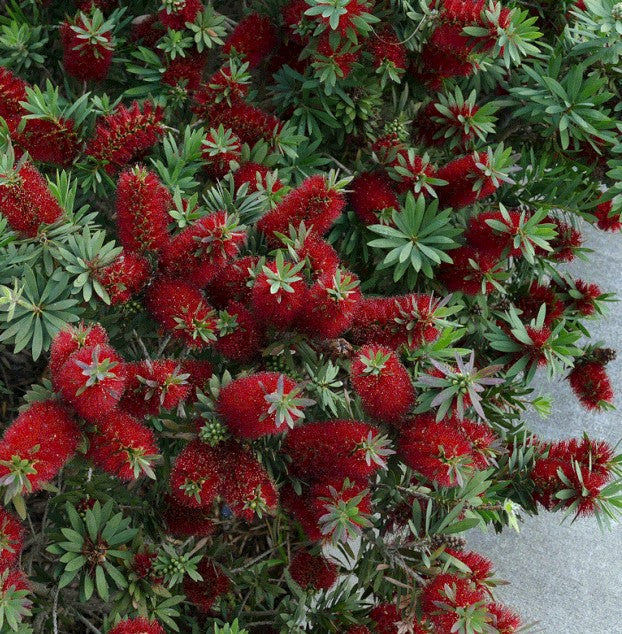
[204, 255, 259, 308]
[0, 569, 30, 605]
[372, 133, 407, 166]
[295, 234, 341, 281]
[162, 51, 207, 91]
[87, 410, 158, 480]
[258, 174, 345, 242]
[391, 151, 437, 195]
[160, 211, 246, 286]
[158, 0, 203, 30]
[516, 283, 564, 325]
[56, 344, 126, 420]
[233, 162, 283, 195]
[201, 101, 282, 147]
[572, 279, 601, 316]
[347, 628, 372, 634]
[0, 507, 24, 568]
[369, 603, 403, 634]
[120, 360, 190, 417]
[50, 322, 109, 385]
[440, 0, 486, 25]
[162, 495, 215, 537]
[183, 558, 230, 613]
[457, 418, 498, 469]
[108, 617, 165, 634]
[568, 361, 614, 410]
[445, 549, 494, 586]
[517, 324, 551, 367]
[11, 117, 80, 167]
[436, 153, 498, 209]
[131, 14, 162, 46]
[283, 419, 392, 481]
[0, 67, 27, 120]
[94, 250, 151, 304]
[132, 550, 158, 580]
[399, 416, 475, 487]
[251, 255, 308, 329]
[368, 26, 407, 71]
[289, 550, 338, 591]
[350, 344, 415, 424]
[304, 268, 361, 339]
[438, 246, 501, 295]
[350, 294, 441, 349]
[219, 442, 278, 520]
[223, 13, 277, 68]
[193, 65, 251, 117]
[548, 218, 582, 262]
[215, 301, 263, 362]
[0, 401, 80, 495]
[348, 172, 399, 225]
[201, 126, 242, 180]
[420, 573, 486, 632]
[60, 11, 114, 82]
[420, 26, 475, 86]
[218, 372, 309, 438]
[116, 166, 172, 254]
[465, 209, 523, 257]
[594, 198, 621, 232]
[85, 100, 164, 174]
[487, 603, 522, 633]
[0, 162, 63, 237]
[181, 359, 213, 400]
[169, 440, 222, 508]
[145, 277, 217, 348]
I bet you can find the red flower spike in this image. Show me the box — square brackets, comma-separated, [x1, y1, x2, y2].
[350, 344, 415, 425]
[0, 68, 27, 120]
[295, 234, 341, 281]
[594, 198, 621, 232]
[420, 573, 487, 632]
[162, 51, 207, 91]
[258, 174, 346, 243]
[162, 495, 215, 537]
[181, 360, 214, 400]
[183, 558, 230, 613]
[283, 419, 393, 481]
[390, 151, 437, 195]
[436, 153, 499, 209]
[568, 362, 614, 410]
[50, 323, 109, 386]
[251, 252, 308, 329]
[0, 401, 80, 497]
[94, 250, 151, 305]
[399, 416, 476, 487]
[158, 0, 203, 30]
[572, 279, 601, 316]
[215, 302, 263, 363]
[223, 13, 277, 68]
[0, 507, 24, 568]
[465, 209, 523, 257]
[145, 277, 218, 348]
[346, 628, 372, 634]
[487, 603, 522, 634]
[548, 218, 582, 262]
[108, 617, 165, 634]
[218, 372, 311, 438]
[56, 344, 126, 420]
[169, 440, 222, 509]
[445, 549, 494, 586]
[314, 33, 361, 79]
[10, 117, 80, 167]
[193, 64, 251, 116]
[282, 0, 314, 44]
[368, 26, 407, 71]
[304, 268, 362, 339]
[0, 161, 63, 237]
[369, 603, 403, 634]
[438, 245, 502, 296]
[60, 10, 114, 82]
[86, 411, 159, 480]
[204, 255, 260, 308]
[120, 360, 191, 417]
[516, 283, 564, 326]
[159, 211, 246, 286]
[218, 442, 278, 520]
[349, 171, 399, 225]
[116, 166, 173, 254]
[85, 100, 164, 174]
[289, 550, 338, 591]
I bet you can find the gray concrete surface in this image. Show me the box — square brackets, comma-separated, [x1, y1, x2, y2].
[469, 222, 622, 633]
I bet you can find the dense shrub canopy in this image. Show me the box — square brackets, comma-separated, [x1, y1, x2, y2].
[0, 0, 620, 632]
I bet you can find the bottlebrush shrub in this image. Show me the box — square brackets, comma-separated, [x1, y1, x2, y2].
[0, 0, 621, 632]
